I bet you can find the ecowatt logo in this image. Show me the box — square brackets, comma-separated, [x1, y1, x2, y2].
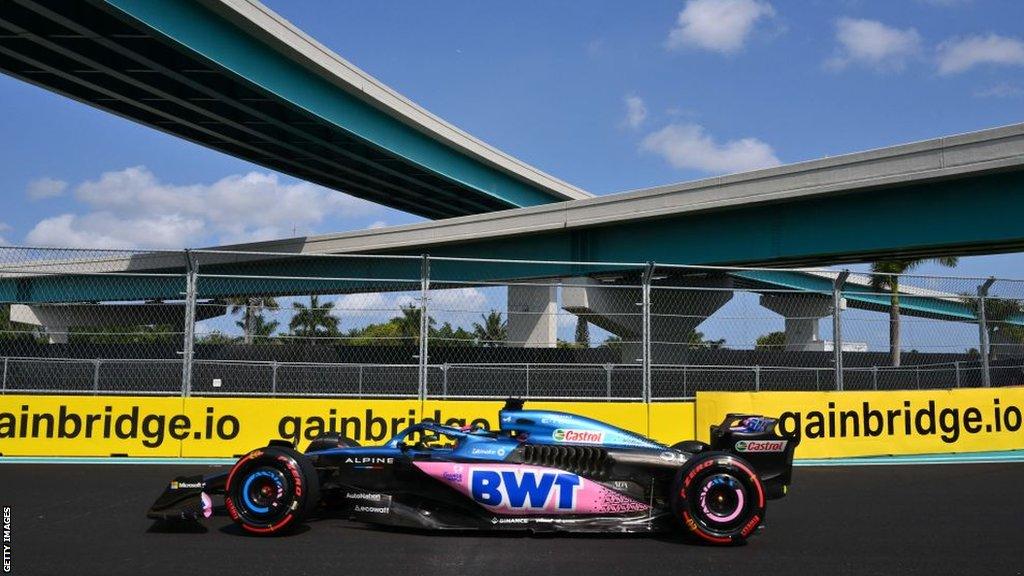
[734, 440, 787, 453]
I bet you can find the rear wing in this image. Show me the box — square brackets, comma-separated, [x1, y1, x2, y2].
[710, 414, 799, 500]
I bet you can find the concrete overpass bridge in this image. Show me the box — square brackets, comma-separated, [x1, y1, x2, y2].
[0, 0, 588, 218]
[2, 1, 1024, 357]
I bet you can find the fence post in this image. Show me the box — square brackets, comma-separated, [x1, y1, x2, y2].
[525, 363, 530, 399]
[754, 365, 761, 392]
[641, 262, 654, 404]
[180, 250, 198, 398]
[977, 278, 995, 388]
[872, 365, 878, 390]
[442, 363, 448, 399]
[93, 358, 101, 394]
[418, 255, 430, 402]
[954, 361, 961, 388]
[271, 360, 278, 397]
[2, 357, 8, 394]
[358, 364, 364, 397]
[832, 270, 850, 391]
[605, 364, 612, 401]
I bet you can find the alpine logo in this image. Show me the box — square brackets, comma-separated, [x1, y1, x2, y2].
[734, 440, 787, 453]
[471, 470, 582, 511]
[552, 429, 604, 444]
[344, 457, 394, 465]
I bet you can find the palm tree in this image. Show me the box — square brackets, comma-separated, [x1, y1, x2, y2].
[870, 257, 958, 366]
[227, 296, 279, 344]
[574, 316, 590, 348]
[961, 295, 1024, 361]
[289, 295, 339, 343]
[755, 331, 786, 350]
[235, 314, 279, 342]
[393, 303, 434, 347]
[685, 329, 725, 350]
[472, 310, 507, 347]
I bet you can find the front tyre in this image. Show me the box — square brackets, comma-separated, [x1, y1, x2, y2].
[671, 451, 766, 545]
[225, 446, 320, 535]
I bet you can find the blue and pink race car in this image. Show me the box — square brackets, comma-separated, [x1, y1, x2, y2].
[149, 399, 798, 545]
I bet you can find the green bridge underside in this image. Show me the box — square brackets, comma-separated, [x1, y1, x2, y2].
[0, 0, 567, 218]
[4, 171, 1024, 325]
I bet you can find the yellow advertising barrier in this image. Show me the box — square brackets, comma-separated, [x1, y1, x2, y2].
[0, 395, 186, 457]
[5, 390, 1022, 459]
[0, 395, 695, 458]
[697, 388, 1024, 458]
[180, 397, 422, 458]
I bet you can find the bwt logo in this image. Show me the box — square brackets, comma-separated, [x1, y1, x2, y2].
[471, 470, 581, 510]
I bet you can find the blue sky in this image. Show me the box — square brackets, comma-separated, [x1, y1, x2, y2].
[1, 0, 1023, 280]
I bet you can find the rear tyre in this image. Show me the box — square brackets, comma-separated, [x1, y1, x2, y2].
[225, 446, 320, 535]
[671, 451, 766, 545]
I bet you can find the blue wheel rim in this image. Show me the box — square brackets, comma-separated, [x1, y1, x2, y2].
[241, 468, 286, 515]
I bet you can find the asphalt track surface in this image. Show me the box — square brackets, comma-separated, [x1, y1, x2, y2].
[2, 463, 1023, 576]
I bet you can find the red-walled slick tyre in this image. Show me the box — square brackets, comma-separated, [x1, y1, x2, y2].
[671, 451, 766, 545]
[225, 446, 320, 535]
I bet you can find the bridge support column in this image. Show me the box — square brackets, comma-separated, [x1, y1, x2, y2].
[759, 293, 839, 351]
[506, 285, 558, 347]
[563, 275, 734, 363]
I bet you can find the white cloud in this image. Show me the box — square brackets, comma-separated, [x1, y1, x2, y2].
[366, 220, 388, 229]
[26, 213, 204, 250]
[623, 95, 648, 129]
[666, 0, 775, 54]
[937, 34, 1024, 75]
[640, 123, 781, 174]
[0, 223, 10, 245]
[827, 18, 922, 72]
[24, 166, 384, 249]
[430, 288, 488, 314]
[27, 177, 67, 200]
[330, 287, 488, 329]
[974, 82, 1024, 98]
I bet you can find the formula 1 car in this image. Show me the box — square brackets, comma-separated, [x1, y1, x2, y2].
[148, 400, 798, 544]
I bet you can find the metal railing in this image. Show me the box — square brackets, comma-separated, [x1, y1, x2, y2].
[1, 247, 1023, 400]
[2, 356, 1021, 399]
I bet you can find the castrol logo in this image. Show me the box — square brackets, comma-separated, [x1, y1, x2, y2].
[734, 440, 787, 453]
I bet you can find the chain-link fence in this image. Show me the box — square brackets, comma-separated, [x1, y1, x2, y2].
[1, 247, 1022, 399]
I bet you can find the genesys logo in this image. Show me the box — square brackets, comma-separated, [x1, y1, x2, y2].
[540, 414, 577, 425]
[552, 429, 604, 444]
[735, 440, 788, 453]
